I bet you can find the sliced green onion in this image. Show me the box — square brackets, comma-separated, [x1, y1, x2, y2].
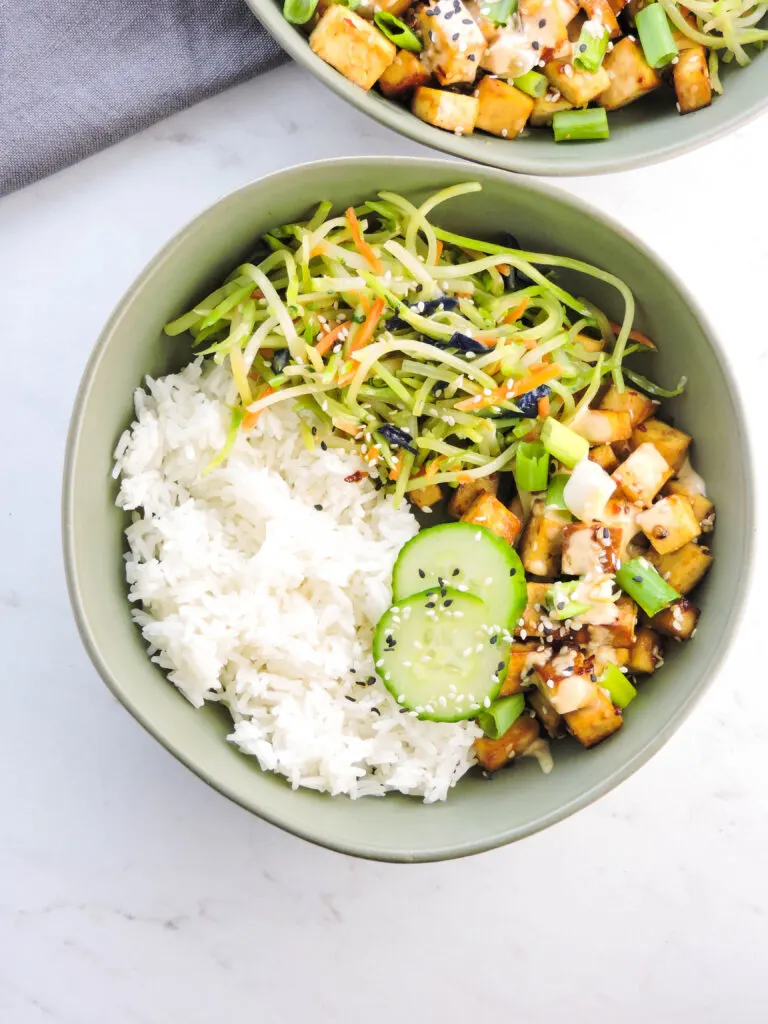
[477, 694, 525, 740]
[513, 70, 548, 98]
[483, 0, 518, 24]
[636, 3, 678, 68]
[515, 441, 549, 492]
[600, 663, 637, 709]
[553, 108, 610, 142]
[545, 581, 591, 621]
[573, 23, 610, 72]
[282, 0, 319, 22]
[545, 471, 571, 512]
[540, 417, 589, 468]
[374, 11, 423, 51]
[616, 557, 680, 618]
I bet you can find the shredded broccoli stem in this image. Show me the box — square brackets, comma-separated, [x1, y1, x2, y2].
[164, 182, 677, 484]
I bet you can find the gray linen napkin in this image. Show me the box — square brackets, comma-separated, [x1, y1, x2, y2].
[1, 0, 287, 196]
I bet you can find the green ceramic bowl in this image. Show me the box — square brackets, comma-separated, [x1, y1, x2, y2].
[252, 2, 767, 175]
[63, 157, 753, 861]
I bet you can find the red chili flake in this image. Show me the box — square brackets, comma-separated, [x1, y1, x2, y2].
[344, 470, 365, 483]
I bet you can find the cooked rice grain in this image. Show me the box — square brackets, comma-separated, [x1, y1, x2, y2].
[114, 360, 479, 801]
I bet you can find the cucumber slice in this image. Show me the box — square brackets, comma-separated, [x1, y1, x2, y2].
[373, 587, 509, 722]
[392, 522, 526, 628]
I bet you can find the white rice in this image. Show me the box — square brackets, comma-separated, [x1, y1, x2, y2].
[114, 360, 480, 802]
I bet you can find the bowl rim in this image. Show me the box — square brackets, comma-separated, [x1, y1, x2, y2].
[62, 155, 756, 861]
[251, 1, 768, 177]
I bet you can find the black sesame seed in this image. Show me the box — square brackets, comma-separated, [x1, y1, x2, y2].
[452, 31, 459, 40]
[399, 708, 408, 714]
[532, 41, 540, 50]
[462, 16, 472, 23]
[557, 601, 566, 611]
[345, 696, 356, 702]
[443, 10, 452, 18]
[444, 599, 453, 607]
[579, 42, 587, 51]
[590, 673, 598, 682]
[426, 602, 436, 609]
[419, 568, 426, 578]
[632, 575, 643, 583]
[367, 677, 377, 685]
[320, 441, 328, 451]
[539, 17, 547, 26]
[497, 661, 505, 673]
[452, 568, 460, 576]
[603, 527, 610, 539]
[467, 52, 476, 60]
[509, 567, 517, 576]
[314, 503, 323, 511]
[490, 635, 498, 644]
[371, 708, 381, 716]
[440, 588, 447, 597]
[311, 426, 317, 436]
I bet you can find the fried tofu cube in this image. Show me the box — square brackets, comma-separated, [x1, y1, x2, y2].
[412, 86, 479, 134]
[581, 0, 621, 37]
[612, 442, 673, 507]
[500, 641, 543, 696]
[462, 492, 523, 546]
[520, 0, 574, 59]
[561, 522, 622, 575]
[576, 332, 606, 353]
[475, 77, 535, 139]
[516, 582, 581, 641]
[599, 384, 656, 426]
[636, 494, 701, 554]
[474, 715, 541, 772]
[674, 45, 712, 114]
[533, 649, 598, 714]
[602, 497, 642, 557]
[589, 444, 620, 473]
[409, 482, 443, 510]
[529, 93, 575, 127]
[520, 499, 567, 577]
[544, 58, 611, 105]
[646, 542, 713, 595]
[447, 474, 500, 518]
[528, 689, 566, 738]
[573, 409, 632, 445]
[466, 0, 499, 41]
[378, 50, 431, 98]
[652, 597, 699, 640]
[627, 626, 663, 674]
[631, 418, 692, 472]
[598, 37, 661, 110]
[590, 645, 630, 676]
[588, 594, 637, 647]
[565, 687, 623, 747]
[664, 478, 715, 531]
[419, 1, 486, 86]
[310, 5, 396, 91]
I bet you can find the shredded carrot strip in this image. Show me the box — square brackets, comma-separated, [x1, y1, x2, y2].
[250, 289, 264, 300]
[345, 207, 384, 274]
[537, 395, 551, 418]
[608, 320, 656, 350]
[503, 298, 529, 324]
[389, 462, 402, 481]
[472, 334, 498, 348]
[424, 456, 444, 481]
[497, 263, 510, 275]
[333, 417, 360, 436]
[457, 472, 474, 483]
[310, 242, 328, 258]
[455, 363, 564, 413]
[315, 321, 347, 356]
[433, 240, 443, 266]
[522, 337, 537, 351]
[337, 297, 386, 386]
[242, 386, 274, 431]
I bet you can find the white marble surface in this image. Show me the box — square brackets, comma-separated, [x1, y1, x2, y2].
[1, 61, 767, 1023]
